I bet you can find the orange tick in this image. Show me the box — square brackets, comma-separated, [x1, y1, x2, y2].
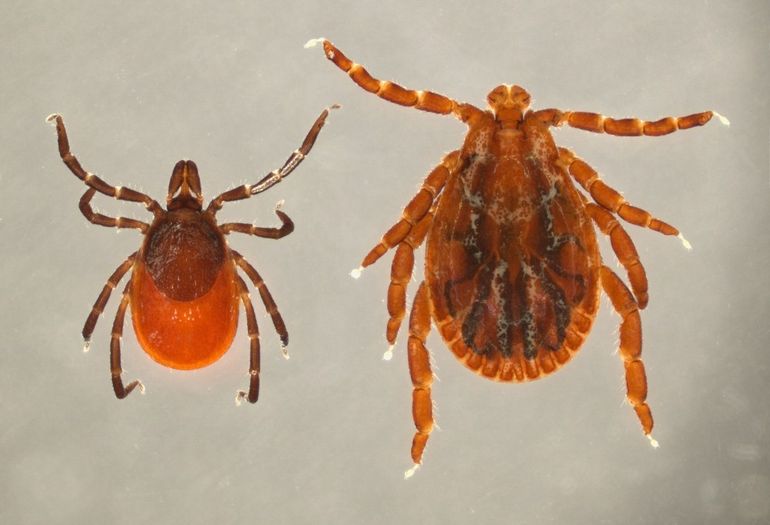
[310, 38, 728, 476]
[48, 107, 336, 403]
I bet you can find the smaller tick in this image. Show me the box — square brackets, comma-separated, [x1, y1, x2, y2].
[48, 106, 337, 402]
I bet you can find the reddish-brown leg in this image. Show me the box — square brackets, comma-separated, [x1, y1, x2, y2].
[231, 250, 289, 355]
[404, 282, 435, 478]
[219, 206, 294, 239]
[385, 209, 435, 357]
[534, 108, 722, 136]
[47, 114, 163, 216]
[559, 148, 686, 246]
[207, 105, 339, 214]
[308, 39, 485, 123]
[358, 152, 456, 271]
[82, 253, 138, 350]
[235, 276, 261, 405]
[110, 281, 144, 399]
[586, 204, 649, 308]
[79, 189, 149, 233]
[600, 266, 657, 446]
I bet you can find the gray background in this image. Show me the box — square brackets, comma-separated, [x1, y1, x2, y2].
[1, 1, 768, 524]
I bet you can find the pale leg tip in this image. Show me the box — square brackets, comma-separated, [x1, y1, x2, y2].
[713, 111, 730, 127]
[647, 434, 660, 448]
[137, 381, 146, 395]
[304, 37, 326, 49]
[82, 340, 91, 353]
[46, 113, 60, 124]
[281, 344, 290, 360]
[350, 266, 364, 279]
[404, 463, 420, 479]
[274, 199, 285, 211]
[383, 345, 394, 361]
[677, 233, 692, 251]
[235, 391, 247, 406]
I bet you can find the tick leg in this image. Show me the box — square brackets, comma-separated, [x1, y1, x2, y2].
[219, 206, 294, 239]
[559, 148, 688, 246]
[360, 151, 456, 270]
[235, 276, 261, 405]
[110, 281, 144, 399]
[385, 208, 435, 356]
[231, 250, 289, 354]
[47, 114, 163, 217]
[79, 188, 149, 233]
[404, 281, 435, 478]
[535, 108, 720, 136]
[309, 39, 484, 123]
[207, 105, 339, 214]
[600, 266, 657, 446]
[82, 252, 138, 349]
[587, 204, 649, 309]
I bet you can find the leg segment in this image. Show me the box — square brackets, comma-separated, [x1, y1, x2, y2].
[47, 114, 162, 216]
[110, 281, 144, 399]
[559, 148, 684, 241]
[220, 206, 294, 239]
[360, 151, 456, 269]
[405, 282, 435, 477]
[207, 105, 339, 214]
[587, 204, 649, 308]
[386, 208, 435, 351]
[79, 189, 149, 233]
[536, 108, 718, 136]
[83, 253, 138, 347]
[600, 266, 656, 445]
[235, 276, 261, 404]
[231, 250, 289, 352]
[308, 39, 484, 123]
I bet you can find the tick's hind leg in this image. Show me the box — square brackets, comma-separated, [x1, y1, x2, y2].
[82, 253, 138, 350]
[110, 281, 144, 399]
[235, 276, 261, 405]
[600, 266, 657, 446]
[231, 250, 289, 357]
[404, 282, 435, 478]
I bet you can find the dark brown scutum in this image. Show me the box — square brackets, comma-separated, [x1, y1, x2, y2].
[143, 212, 226, 301]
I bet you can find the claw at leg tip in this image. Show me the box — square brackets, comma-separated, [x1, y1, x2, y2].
[713, 111, 730, 126]
[281, 344, 290, 360]
[46, 113, 59, 124]
[404, 463, 420, 479]
[82, 340, 91, 353]
[138, 381, 146, 395]
[304, 37, 326, 49]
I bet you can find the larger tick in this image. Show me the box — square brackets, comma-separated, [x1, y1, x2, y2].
[48, 107, 336, 403]
[310, 38, 727, 476]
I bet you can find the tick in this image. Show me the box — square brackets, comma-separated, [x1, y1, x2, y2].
[309, 38, 727, 476]
[47, 106, 337, 403]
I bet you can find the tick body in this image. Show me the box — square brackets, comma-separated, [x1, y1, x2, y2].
[311, 38, 725, 475]
[48, 107, 336, 402]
